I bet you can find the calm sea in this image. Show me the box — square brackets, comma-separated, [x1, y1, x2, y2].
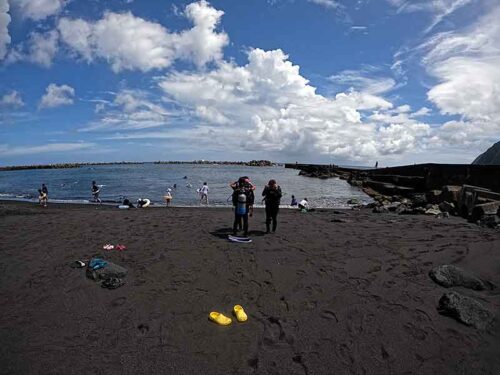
[0, 164, 370, 208]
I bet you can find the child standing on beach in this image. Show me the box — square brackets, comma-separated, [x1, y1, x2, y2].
[164, 189, 173, 206]
[298, 198, 309, 211]
[38, 189, 47, 207]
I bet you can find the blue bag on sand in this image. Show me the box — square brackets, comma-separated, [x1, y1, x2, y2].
[86, 258, 127, 281]
[88, 258, 108, 270]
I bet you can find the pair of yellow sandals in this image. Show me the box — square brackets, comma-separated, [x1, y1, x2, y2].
[209, 305, 247, 325]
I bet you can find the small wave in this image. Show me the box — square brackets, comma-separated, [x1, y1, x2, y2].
[0, 193, 33, 199]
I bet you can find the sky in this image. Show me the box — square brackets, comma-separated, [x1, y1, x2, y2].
[0, 0, 499, 166]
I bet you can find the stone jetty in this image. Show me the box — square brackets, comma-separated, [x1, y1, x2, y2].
[286, 163, 500, 227]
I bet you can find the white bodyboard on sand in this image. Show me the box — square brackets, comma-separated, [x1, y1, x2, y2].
[228, 235, 252, 243]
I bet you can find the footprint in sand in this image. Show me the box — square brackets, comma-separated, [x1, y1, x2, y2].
[111, 296, 127, 307]
[403, 322, 427, 341]
[137, 323, 149, 335]
[280, 296, 289, 312]
[247, 357, 259, 370]
[321, 310, 339, 322]
[381, 344, 390, 360]
[263, 316, 293, 347]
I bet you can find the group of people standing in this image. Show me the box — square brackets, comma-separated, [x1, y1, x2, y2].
[230, 176, 283, 236]
[37, 178, 309, 237]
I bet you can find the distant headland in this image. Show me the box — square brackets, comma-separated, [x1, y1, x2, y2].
[0, 160, 275, 172]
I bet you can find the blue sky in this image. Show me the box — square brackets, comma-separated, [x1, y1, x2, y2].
[1, 0, 499, 166]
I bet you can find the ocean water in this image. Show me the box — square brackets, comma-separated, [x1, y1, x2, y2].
[0, 164, 370, 208]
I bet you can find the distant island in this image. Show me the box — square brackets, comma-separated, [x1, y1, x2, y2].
[0, 160, 275, 172]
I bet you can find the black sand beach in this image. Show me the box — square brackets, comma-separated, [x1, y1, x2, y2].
[0, 201, 499, 374]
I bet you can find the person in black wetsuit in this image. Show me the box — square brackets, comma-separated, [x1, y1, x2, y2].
[241, 176, 255, 216]
[91, 181, 101, 203]
[123, 198, 135, 208]
[262, 179, 282, 233]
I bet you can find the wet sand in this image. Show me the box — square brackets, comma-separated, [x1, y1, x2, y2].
[0, 201, 499, 374]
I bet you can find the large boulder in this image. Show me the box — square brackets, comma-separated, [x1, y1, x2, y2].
[438, 292, 494, 329]
[410, 193, 427, 207]
[395, 204, 409, 214]
[425, 205, 442, 216]
[399, 207, 426, 215]
[470, 201, 500, 222]
[441, 186, 462, 204]
[372, 205, 388, 214]
[439, 201, 456, 214]
[429, 265, 493, 290]
[426, 190, 443, 204]
[478, 215, 500, 228]
[458, 185, 494, 218]
[386, 201, 402, 211]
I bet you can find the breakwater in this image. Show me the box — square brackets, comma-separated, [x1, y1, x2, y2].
[1, 160, 274, 172]
[286, 163, 500, 193]
[286, 163, 500, 226]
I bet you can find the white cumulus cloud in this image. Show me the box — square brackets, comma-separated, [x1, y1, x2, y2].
[58, 0, 228, 72]
[175, 0, 228, 67]
[307, 0, 340, 10]
[157, 48, 431, 161]
[15, 0, 66, 21]
[7, 30, 59, 67]
[0, 90, 24, 107]
[0, 0, 10, 60]
[39, 83, 75, 109]
[81, 90, 170, 131]
[57, 18, 93, 62]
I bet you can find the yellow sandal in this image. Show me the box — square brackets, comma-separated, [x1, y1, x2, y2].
[209, 311, 232, 325]
[233, 305, 248, 322]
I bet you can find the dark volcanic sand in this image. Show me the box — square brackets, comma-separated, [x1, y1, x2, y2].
[0, 201, 499, 374]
